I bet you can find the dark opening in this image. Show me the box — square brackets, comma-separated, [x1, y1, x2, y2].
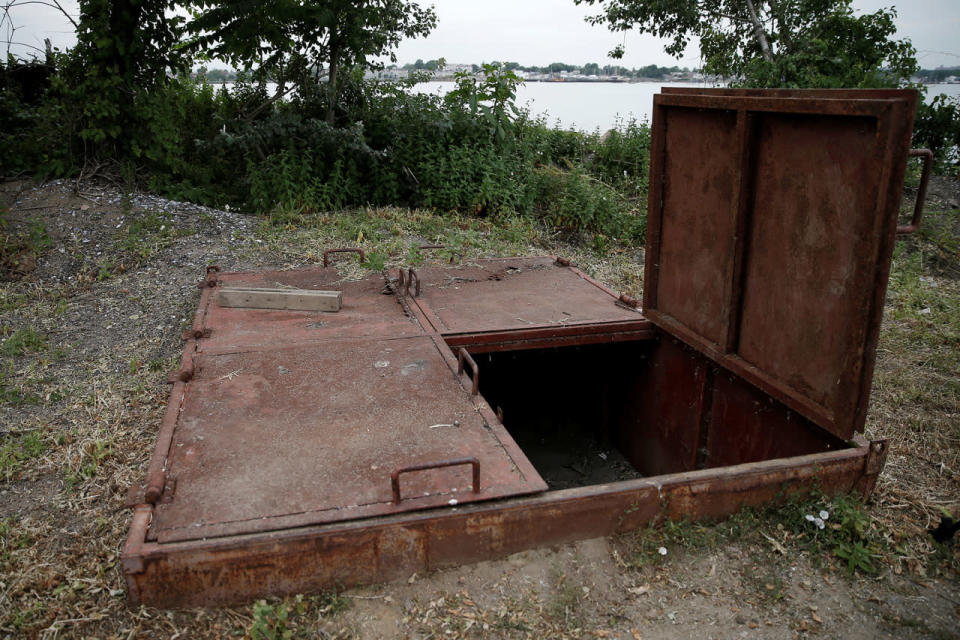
[474, 342, 648, 490]
[470, 335, 848, 489]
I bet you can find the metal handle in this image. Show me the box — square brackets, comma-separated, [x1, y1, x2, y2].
[391, 457, 480, 504]
[406, 268, 421, 297]
[323, 248, 365, 267]
[457, 347, 479, 396]
[197, 265, 220, 289]
[897, 149, 933, 235]
[420, 244, 462, 264]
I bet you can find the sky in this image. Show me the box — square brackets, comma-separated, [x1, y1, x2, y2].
[3, 0, 959, 70]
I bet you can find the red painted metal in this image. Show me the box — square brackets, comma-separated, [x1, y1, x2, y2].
[443, 320, 655, 354]
[643, 89, 918, 441]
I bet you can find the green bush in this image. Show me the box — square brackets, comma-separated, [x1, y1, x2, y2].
[2, 57, 653, 247]
[914, 94, 960, 171]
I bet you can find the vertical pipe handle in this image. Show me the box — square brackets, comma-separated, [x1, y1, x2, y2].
[897, 149, 933, 235]
[406, 268, 421, 297]
[457, 348, 479, 396]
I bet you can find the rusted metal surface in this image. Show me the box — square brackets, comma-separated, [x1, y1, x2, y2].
[148, 335, 545, 543]
[644, 89, 917, 441]
[406, 267, 421, 297]
[125, 89, 914, 608]
[409, 257, 643, 336]
[323, 247, 365, 267]
[898, 149, 933, 234]
[456, 347, 479, 395]
[444, 320, 656, 354]
[197, 269, 423, 352]
[124, 439, 879, 608]
[197, 264, 220, 288]
[393, 457, 480, 504]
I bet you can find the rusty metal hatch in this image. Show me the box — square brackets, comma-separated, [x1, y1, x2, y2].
[144, 268, 546, 544]
[124, 89, 919, 608]
[151, 336, 544, 543]
[644, 88, 917, 440]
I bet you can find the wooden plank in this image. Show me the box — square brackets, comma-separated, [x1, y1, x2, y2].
[217, 287, 342, 312]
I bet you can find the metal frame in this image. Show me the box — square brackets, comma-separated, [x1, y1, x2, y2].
[124, 435, 886, 608]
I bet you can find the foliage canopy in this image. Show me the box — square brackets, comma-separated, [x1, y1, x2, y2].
[574, 0, 918, 87]
[185, 0, 436, 122]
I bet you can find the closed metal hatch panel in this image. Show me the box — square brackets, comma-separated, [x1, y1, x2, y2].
[148, 334, 546, 543]
[643, 88, 917, 440]
[409, 257, 643, 335]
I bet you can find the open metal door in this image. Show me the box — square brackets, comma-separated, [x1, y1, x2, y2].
[643, 88, 917, 440]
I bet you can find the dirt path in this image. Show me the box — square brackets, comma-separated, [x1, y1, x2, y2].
[0, 178, 957, 639]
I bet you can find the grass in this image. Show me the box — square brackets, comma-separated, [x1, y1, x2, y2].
[0, 214, 52, 278]
[253, 205, 543, 273]
[0, 430, 46, 481]
[0, 325, 46, 356]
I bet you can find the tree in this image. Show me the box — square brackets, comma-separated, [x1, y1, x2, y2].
[573, 0, 917, 88]
[187, 0, 436, 123]
[59, 0, 186, 159]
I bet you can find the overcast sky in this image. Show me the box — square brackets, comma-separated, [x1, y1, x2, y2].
[4, 1, 959, 70]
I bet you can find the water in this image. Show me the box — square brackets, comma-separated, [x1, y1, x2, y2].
[220, 81, 960, 133]
[411, 81, 960, 133]
[410, 81, 707, 132]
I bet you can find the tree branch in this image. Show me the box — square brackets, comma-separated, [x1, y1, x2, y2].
[744, 0, 775, 63]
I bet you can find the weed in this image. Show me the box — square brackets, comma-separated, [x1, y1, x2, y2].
[0, 325, 46, 356]
[547, 567, 583, 629]
[0, 431, 46, 481]
[617, 491, 886, 577]
[0, 517, 34, 564]
[250, 599, 293, 640]
[0, 216, 52, 278]
[78, 439, 113, 480]
[247, 593, 342, 639]
[364, 251, 386, 271]
[835, 540, 878, 575]
[96, 258, 116, 281]
[315, 587, 351, 616]
[113, 210, 185, 262]
[0, 291, 28, 311]
[0, 360, 40, 406]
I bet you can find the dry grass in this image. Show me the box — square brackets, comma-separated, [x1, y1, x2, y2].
[0, 178, 958, 639]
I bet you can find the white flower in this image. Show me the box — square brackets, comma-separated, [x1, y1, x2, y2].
[805, 514, 816, 522]
[814, 518, 825, 530]
[658, 547, 667, 556]
[819, 510, 830, 520]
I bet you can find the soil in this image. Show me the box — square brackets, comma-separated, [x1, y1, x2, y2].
[0, 177, 958, 639]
